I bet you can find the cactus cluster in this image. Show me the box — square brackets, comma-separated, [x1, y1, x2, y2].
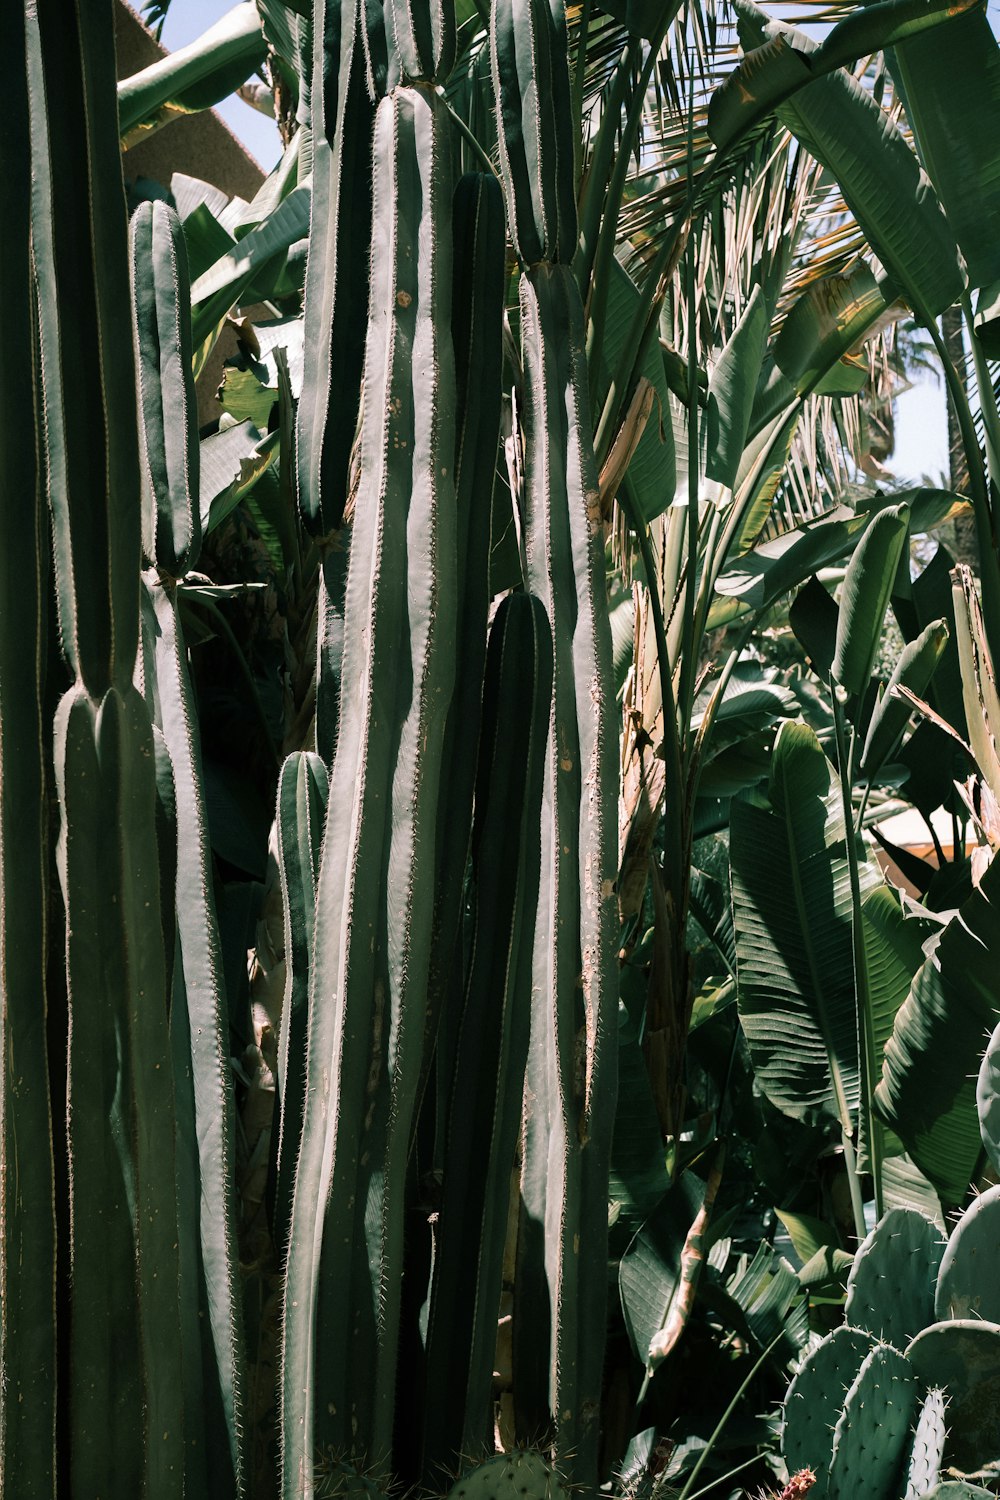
[781, 1195, 1000, 1495]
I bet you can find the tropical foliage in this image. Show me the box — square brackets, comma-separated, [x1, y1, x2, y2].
[3, 0, 1000, 1497]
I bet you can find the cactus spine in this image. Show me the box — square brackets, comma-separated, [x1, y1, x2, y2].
[281, 59, 459, 1492]
[491, 0, 618, 1479]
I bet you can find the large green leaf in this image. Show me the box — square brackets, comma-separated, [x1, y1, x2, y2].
[708, 0, 972, 160]
[603, 259, 676, 522]
[705, 286, 769, 492]
[732, 1, 964, 321]
[875, 855, 1000, 1205]
[715, 504, 865, 614]
[618, 1173, 705, 1366]
[773, 263, 894, 400]
[887, 6, 1000, 291]
[117, 4, 266, 143]
[189, 184, 310, 346]
[730, 720, 881, 1131]
[831, 502, 909, 696]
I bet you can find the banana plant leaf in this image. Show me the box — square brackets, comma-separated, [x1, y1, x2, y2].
[714, 504, 865, 615]
[708, 0, 973, 160]
[118, 3, 266, 143]
[706, 285, 769, 492]
[730, 720, 882, 1132]
[885, 4, 1000, 291]
[832, 502, 909, 697]
[189, 184, 310, 347]
[732, 0, 964, 321]
[876, 854, 1000, 1206]
[772, 263, 894, 400]
[602, 259, 676, 522]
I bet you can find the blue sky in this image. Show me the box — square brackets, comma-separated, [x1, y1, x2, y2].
[153, 0, 950, 483]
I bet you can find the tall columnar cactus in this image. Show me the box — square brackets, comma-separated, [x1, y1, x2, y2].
[0, 7, 56, 1491]
[22, 2, 190, 1494]
[131, 199, 249, 1496]
[491, 0, 618, 1480]
[280, 23, 461, 1489]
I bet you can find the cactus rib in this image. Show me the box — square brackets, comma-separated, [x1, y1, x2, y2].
[56, 687, 184, 1498]
[273, 750, 329, 1255]
[25, 0, 141, 697]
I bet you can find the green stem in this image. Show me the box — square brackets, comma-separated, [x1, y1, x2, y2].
[438, 91, 500, 180]
[676, 1330, 787, 1500]
[841, 1130, 868, 1244]
[685, 1453, 766, 1500]
[678, 212, 700, 722]
[832, 682, 881, 1221]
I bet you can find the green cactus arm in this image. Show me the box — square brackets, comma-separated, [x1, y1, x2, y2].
[935, 1182, 1000, 1323]
[272, 750, 329, 1255]
[385, 0, 456, 87]
[513, 263, 618, 1487]
[490, 0, 578, 265]
[295, 0, 377, 535]
[782, 1325, 877, 1492]
[25, 0, 141, 697]
[130, 200, 202, 578]
[281, 83, 457, 1490]
[0, 15, 57, 1486]
[149, 578, 248, 1495]
[422, 592, 552, 1477]
[55, 687, 184, 1498]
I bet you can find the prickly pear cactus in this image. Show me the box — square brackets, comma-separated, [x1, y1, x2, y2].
[827, 1344, 917, 1500]
[782, 1326, 876, 1489]
[783, 1188, 1000, 1497]
[444, 1450, 569, 1500]
[934, 1183, 1000, 1324]
[845, 1207, 946, 1350]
